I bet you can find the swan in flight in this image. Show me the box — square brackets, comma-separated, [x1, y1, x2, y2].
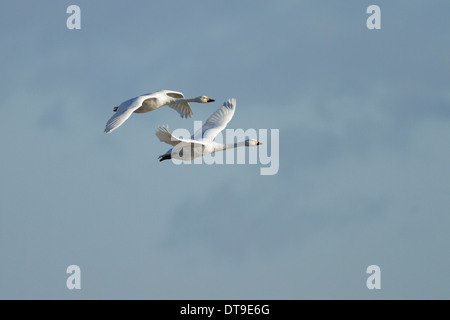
[104, 90, 214, 134]
[156, 98, 261, 162]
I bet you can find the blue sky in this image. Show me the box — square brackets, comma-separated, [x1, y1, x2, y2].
[1, 0, 449, 299]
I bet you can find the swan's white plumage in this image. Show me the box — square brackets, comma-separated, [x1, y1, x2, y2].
[192, 98, 236, 142]
[104, 95, 148, 134]
[156, 125, 206, 147]
[156, 98, 260, 162]
[104, 90, 213, 134]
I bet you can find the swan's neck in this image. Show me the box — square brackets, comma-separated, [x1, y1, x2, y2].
[173, 97, 200, 103]
[216, 141, 247, 152]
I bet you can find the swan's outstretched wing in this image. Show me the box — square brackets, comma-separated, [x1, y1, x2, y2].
[165, 91, 185, 99]
[192, 98, 236, 142]
[156, 125, 206, 147]
[165, 90, 193, 118]
[155, 125, 183, 146]
[167, 102, 193, 118]
[104, 95, 151, 133]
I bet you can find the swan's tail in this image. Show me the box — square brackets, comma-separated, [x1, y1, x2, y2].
[158, 154, 171, 162]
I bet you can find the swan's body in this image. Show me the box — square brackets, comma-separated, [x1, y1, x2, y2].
[104, 90, 214, 134]
[156, 98, 261, 162]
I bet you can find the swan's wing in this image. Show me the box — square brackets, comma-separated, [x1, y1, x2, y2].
[104, 95, 149, 133]
[165, 91, 185, 99]
[168, 102, 193, 118]
[192, 98, 236, 142]
[156, 125, 206, 147]
[163, 90, 193, 118]
[158, 90, 194, 118]
[155, 125, 183, 146]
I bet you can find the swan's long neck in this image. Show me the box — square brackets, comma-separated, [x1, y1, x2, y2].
[216, 141, 247, 152]
[173, 97, 200, 103]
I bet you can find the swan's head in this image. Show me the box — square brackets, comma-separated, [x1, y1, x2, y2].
[245, 139, 262, 147]
[197, 96, 215, 103]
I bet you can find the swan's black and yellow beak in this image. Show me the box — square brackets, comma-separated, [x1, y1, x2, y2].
[206, 97, 215, 103]
[257, 141, 262, 145]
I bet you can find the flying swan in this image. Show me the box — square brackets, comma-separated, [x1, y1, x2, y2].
[156, 98, 261, 162]
[104, 90, 214, 134]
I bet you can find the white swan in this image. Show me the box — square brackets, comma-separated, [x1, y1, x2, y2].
[104, 90, 214, 134]
[156, 98, 261, 162]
